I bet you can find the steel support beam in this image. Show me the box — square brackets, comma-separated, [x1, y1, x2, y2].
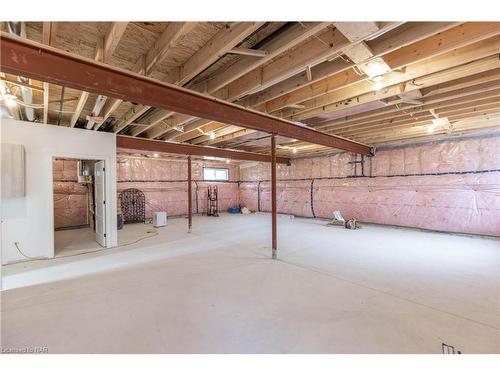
[187, 155, 192, 233]
[117, 135, 290, 164]
[0, 33, 372, 155]
[271, 135, 277, 259]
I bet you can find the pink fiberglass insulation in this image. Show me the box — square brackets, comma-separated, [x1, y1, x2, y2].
[312, 173, 499, 236]
[239, 182, 260, 212]
[195, 182, 239, 214]
[238, 134, 500, 236]
[53, 159, 89, 229]
[117, 156, 240, 218]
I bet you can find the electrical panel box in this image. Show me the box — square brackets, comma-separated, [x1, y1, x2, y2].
[1, 143, 25, 198]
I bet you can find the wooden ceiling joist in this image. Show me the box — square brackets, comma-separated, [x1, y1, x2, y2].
[250, 80, 500, 154]
[70, 41, 103, 127]
[246, 22, 458, 108]
[104, 22, 129, 63]
[84, 23, 128, 129]
[0, 33, 372, 155]
[193, 22, 332, 94]
[212, 26, 350, 102]
[178, 23, 265, 87]
[313, 68, 500, 130]
[144, 22, 334, 140]
[2, 21, 498, 157]
[157, 22, 401, 143]
[269, 23, 500, 117]
[213, 22, 476, 145]
[112, 23, 197, 133]
[93, 55, 145, 131]
[319, 88, 500, 135]
[145, 22, 197, 75]
[288, 37, 500, 121]
[135, 22, 265, 138]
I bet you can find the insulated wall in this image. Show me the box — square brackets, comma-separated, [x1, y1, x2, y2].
[239, 134, 500, 236]
[117, 156, 239, 218]
[53, 159, 89, 229]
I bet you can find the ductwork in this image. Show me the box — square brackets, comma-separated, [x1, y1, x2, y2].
[7, 21, 35, 121]
[85, 94, 108, 129]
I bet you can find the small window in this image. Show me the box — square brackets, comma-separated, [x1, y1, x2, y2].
[203, 167, 229, 181]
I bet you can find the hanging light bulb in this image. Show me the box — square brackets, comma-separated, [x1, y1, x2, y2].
[292, 148, 298, 154]
[362, 57, 391, 78]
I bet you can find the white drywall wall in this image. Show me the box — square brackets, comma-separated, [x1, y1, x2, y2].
[1, 119, 117, 265]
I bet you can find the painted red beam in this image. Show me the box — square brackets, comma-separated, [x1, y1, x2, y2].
[187, 156, 192, 233]
[271, 135, 277, 259]
[0, 33, 372, 155]
[117, 135, 290, 165]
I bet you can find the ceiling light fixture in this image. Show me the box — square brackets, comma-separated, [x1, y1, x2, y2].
[431, 117, 450, 127]
[153, 153, 159, 157]
[226, 159, 230, 164]
[209, 132, 216, 140]
[362, 57, 391, 79]
[4, 93, 17, 108]
[292, 148, 298, 154]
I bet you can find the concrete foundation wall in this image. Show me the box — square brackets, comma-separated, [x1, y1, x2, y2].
[239, 134, 500, 236]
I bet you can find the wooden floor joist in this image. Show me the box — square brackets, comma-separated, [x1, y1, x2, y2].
[0, 32, 372, 155]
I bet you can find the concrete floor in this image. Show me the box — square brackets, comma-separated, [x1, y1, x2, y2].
[54, 224, 160, 257]
[1, 213, 499, 353]
[54, 227, 102, 256]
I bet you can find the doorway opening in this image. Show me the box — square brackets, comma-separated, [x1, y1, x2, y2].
[52, 157, 107, 257]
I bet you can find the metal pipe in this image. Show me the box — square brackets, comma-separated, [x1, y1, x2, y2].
[85, 94, 108, 129]
[7, 22, 34, 122]
[57, 86, 65, 125]
[271, 134, 277, 258]
[187, 155, 192, 233]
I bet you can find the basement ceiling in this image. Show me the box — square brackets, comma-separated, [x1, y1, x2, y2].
[1, 21, 499, 158]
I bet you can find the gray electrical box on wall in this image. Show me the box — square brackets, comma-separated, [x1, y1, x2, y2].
[1, 143, 25, 198]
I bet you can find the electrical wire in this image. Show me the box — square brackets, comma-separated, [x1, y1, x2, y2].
[352, 65, 366, 76]
[12, 229, 159, 263]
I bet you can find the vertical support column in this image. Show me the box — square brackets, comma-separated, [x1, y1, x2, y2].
[187, 155, 192, 233]
[271, 134, 277, 259]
